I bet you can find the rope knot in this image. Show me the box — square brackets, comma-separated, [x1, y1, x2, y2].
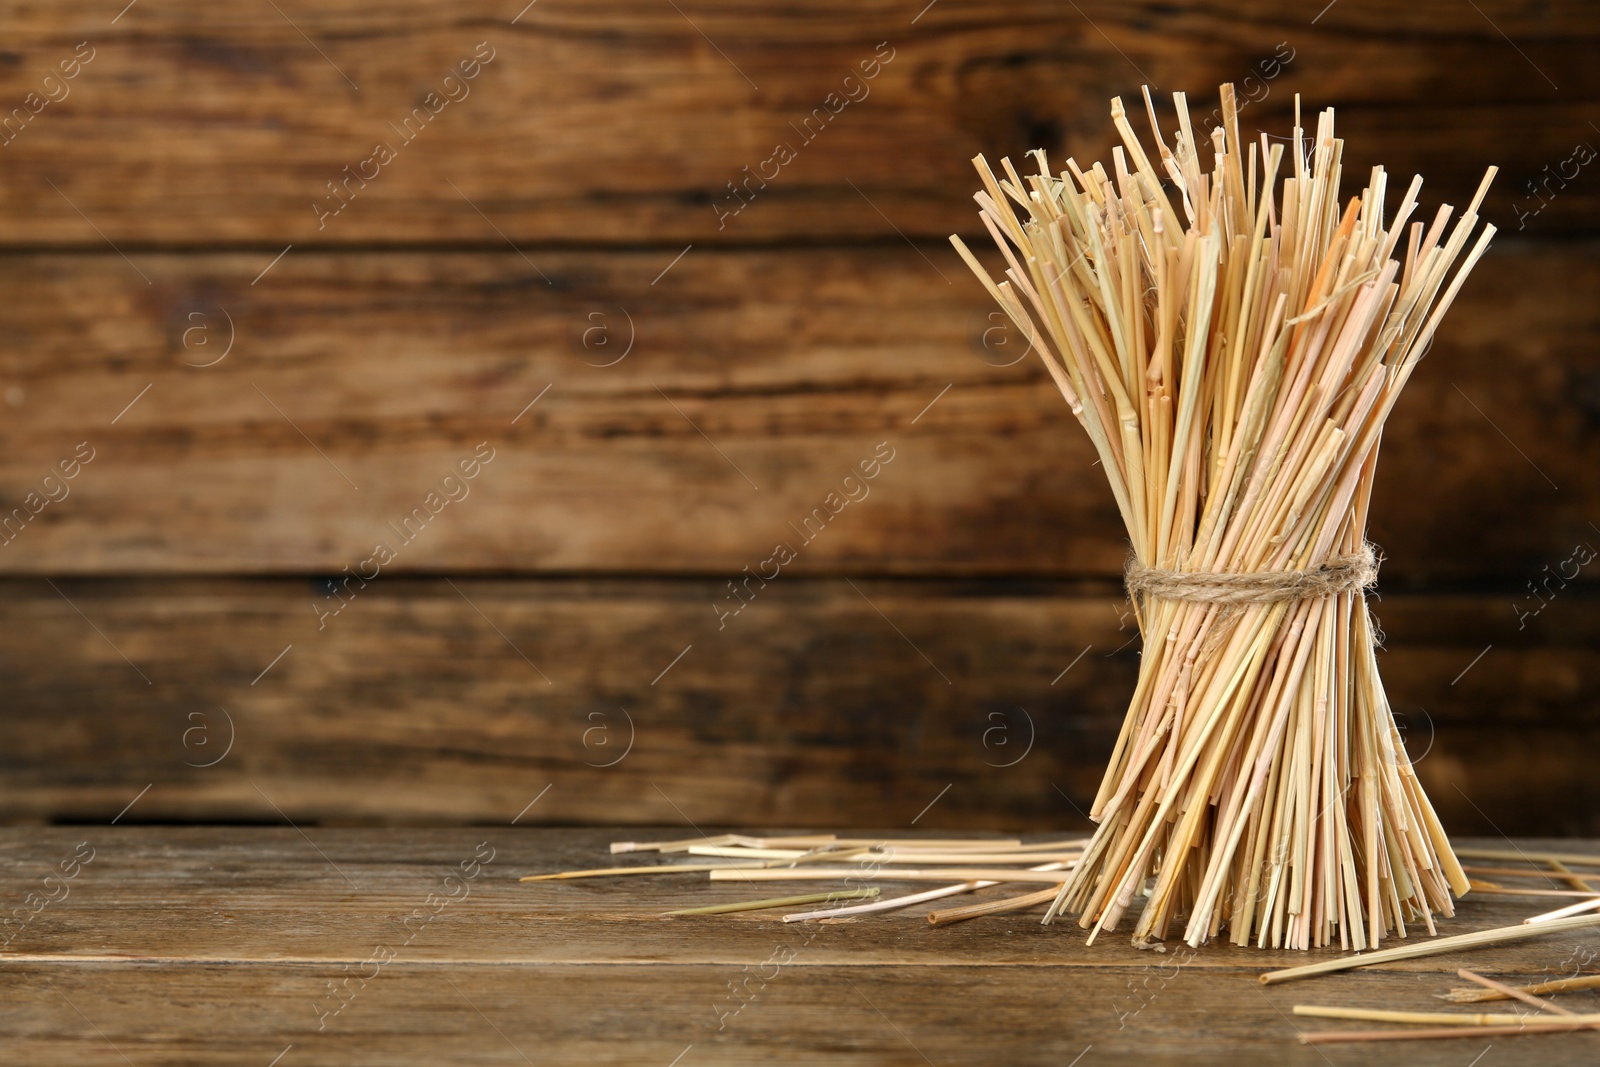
[1124, 545, 1379, 606]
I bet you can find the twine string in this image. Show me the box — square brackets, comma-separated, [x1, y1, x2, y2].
[1125, 544, 1379, 606]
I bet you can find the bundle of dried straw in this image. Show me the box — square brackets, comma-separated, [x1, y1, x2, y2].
[954, 85, 1495, 949]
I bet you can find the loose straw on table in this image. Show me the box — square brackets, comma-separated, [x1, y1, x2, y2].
[1453, 848, 1600, 868]
[1467, 885, 1600, 900]
[611, 834, 838, 854]
[1442, 973, 1600, 1004]
[1464, 864, 1600, 881]
[522, 862, 769, 881]
[1527, 896, 1600, 923]
[783, 882, 987, 922]
[1302, 1021, 1600, 1044]
[1454, 968, 1578, 1017]
[689, 848, 1081, 865]
[710, 868, 1072, 884]
[664, 889, 880, 916]
[1295, 976, 1600, 1045]
[782, 862, 1069, 922]
[928, 886, 1064, 926]
[609, 835, 1044, 855]
[526, 846, 1081, 882]
[1293, 1005, 1600, 1028]
[1259, 913, 1600, 984]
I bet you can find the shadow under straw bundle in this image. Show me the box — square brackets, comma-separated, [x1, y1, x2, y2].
[953, 84, 1496, 950]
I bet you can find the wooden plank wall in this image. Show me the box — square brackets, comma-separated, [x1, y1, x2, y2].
[0, 1, 1595, 834]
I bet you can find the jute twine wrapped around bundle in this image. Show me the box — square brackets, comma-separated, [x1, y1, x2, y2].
[1126, 545, 1378, 606]
[954, 85, 1495, 949]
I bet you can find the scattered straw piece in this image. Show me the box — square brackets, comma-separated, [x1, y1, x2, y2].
[710, 867, 1071, 884]
[1259, 913, 1600, 984]
[1292, 1005, 1600, 1027]
[1454, 968, 1578, 1018]
[1301, 1020, 1600, 1045]
[1526, 896, 1600, 924]
[521, 861, 767, 882]
[927, 886, 1064, 926]
[1441, 973, 1600, 1004]
[664, 889, 879, 916]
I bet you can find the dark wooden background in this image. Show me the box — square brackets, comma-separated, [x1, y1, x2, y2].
[0, 1, 1595, 834]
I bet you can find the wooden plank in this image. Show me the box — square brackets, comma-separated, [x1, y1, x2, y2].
[0, 2, 1594, 243]
[3, 829, 1599, 1065]
[0, 243, 1593, 578]
[0, 828, 1586, 966]
[26, 960, 1590, 1066]
[0, 578, 1593, 830]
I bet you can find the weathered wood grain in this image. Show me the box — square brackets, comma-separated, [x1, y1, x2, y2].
[0, 578, 1592, 832]
[0, 243, 1593, 579]
[2, 829, 1598, 1066]
[0, 2, 1593, 243]
[0, 829, 1589, 967]
[20, 961, 1571, 1066]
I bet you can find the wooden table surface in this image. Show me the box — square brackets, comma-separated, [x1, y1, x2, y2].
[4, 828, 1599, 1066]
